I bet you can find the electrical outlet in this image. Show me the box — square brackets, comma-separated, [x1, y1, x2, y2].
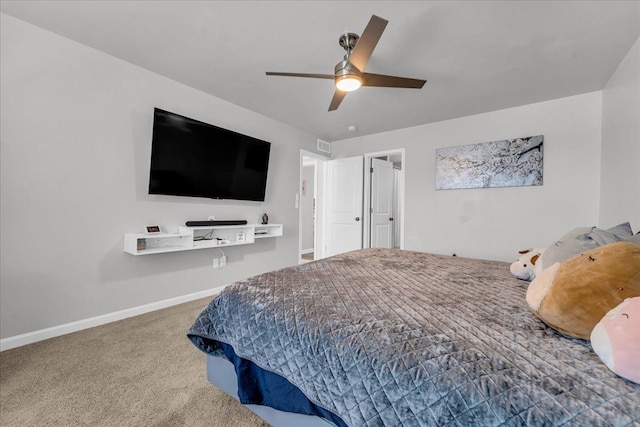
[220, 255, 227, 267]
[212, 257, 219, 269]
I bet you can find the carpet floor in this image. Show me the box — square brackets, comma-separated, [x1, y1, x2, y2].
[0, 297, 269, 427]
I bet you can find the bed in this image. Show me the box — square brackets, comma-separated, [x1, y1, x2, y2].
[188, 248, 640, 426]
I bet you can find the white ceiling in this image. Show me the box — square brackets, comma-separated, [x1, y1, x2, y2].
[2, 1, 639, 141]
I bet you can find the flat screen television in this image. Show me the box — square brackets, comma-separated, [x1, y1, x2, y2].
[148, 108, 271, 201]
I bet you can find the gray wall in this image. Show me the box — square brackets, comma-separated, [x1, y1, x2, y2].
[332, 91, 604, 262]
[600, 36, 640, 228]
[0, 14, 319, 339]
[2, 13, 636, 341]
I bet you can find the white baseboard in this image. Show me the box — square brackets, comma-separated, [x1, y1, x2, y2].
[0, 286, 227, 352]
[301, 248, 314, 255]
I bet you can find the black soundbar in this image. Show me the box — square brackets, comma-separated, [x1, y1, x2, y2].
[185, 220, 248, 227]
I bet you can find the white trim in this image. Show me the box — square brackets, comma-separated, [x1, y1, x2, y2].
[0, 286, 227, 352]
[301, 248, 314, 254]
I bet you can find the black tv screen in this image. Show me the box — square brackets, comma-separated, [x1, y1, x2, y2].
[148, 108, 271, 201]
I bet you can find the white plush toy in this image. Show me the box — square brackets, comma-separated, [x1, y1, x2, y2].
[510, 247, 546, 281]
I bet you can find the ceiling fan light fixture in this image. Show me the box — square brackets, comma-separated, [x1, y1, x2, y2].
[335, 74, 362, 92]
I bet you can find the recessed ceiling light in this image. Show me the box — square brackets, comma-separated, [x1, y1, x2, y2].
[347, 125, 358, 132]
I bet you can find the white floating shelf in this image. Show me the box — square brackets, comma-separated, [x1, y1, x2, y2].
[124, 224, 282, 255]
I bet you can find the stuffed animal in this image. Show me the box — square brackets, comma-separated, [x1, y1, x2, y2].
[526, 241, 640, 340]
[591, 297, 640, 384]
[510, 247, 546, 281]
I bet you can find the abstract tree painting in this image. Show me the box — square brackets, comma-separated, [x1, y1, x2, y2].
[435, 135, 543, 190]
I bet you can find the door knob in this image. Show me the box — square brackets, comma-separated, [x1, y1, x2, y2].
[389, 217, 394, 221]
[355, 217, 360, 221]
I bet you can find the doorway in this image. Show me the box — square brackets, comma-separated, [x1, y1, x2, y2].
[318, 149, 405, 257]
[299, 150, 328, 264]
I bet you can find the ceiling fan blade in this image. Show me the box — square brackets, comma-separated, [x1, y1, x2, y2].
[328, 90, 347, 111]
[348, 15, 388, 72]
[362, 72, 426, 88]
[266, 72, 334, 79]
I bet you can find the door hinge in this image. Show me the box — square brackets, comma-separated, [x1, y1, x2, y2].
[370, 167, 374, 173]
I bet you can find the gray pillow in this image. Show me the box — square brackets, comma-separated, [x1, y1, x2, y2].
[625, 233, 640, 245]
[539, 222, 633, 270]
[606, 221, 633, 238]
[590, 228, 624, 246]
[539, 227, 597, 270]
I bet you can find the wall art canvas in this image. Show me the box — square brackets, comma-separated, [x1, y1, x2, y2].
[435, 135, 543, 190]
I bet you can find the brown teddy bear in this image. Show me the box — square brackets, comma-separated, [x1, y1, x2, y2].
[526, 241, 640, 340]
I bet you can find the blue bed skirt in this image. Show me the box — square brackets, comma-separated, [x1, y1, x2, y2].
[215, 341, 347, 427]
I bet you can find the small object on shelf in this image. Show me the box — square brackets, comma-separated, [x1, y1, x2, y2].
[145, 225, 161, 234]
[137, 239, 146, 251]
[261, 212, 269, 225]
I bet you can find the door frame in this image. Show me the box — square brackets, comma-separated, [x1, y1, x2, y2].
[299, 150, 329, 263]
[363, 149, 405, 249]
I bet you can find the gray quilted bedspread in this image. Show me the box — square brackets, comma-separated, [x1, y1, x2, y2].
[188, 248, 640, 426]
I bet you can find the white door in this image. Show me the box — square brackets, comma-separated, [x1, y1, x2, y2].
[325, 156, 363, 257]
[370, 158, 395, 248]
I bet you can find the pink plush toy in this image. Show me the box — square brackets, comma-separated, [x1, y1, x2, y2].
[591, 297, 640, 384]
[510, 247, 546, 281]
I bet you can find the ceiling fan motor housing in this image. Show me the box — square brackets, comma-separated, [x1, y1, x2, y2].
[334, 59, 363, 91]
[335, 59, 362, 77]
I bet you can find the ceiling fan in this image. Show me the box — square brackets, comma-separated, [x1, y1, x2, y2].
[266, 15, 427, 111]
